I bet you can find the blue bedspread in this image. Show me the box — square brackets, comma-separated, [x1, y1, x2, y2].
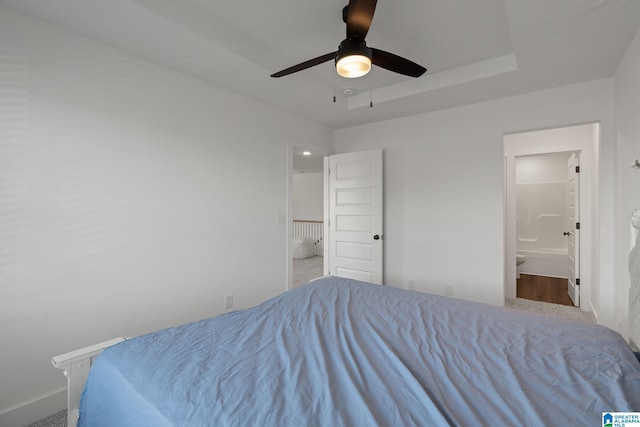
[78, 277, 640, 426]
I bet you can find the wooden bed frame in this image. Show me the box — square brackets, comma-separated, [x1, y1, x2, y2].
[52, 337, 127, 427]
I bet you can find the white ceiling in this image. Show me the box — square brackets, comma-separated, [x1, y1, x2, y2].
[2, 0, 640, 129]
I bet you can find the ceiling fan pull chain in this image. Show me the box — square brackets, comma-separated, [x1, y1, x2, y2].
[333, 70, 337, 103]
[370, 69, 373, 108]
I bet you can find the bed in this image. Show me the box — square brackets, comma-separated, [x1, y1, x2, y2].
[64, 275, 640, 427]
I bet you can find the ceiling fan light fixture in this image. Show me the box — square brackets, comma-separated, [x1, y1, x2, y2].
[336, 55, 371, 78]
[335, 39, 372, 78]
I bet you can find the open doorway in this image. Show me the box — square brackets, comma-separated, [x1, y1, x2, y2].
[504, 123, 599, 312]
[513, 151, 577, 306]
[286, 146, 385, 290]
[285, 140, 330, 290]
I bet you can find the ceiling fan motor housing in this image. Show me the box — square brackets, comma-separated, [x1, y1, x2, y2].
[336, 39, 372, 63]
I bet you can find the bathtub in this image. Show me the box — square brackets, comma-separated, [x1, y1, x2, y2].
[516, 249, 568, 279]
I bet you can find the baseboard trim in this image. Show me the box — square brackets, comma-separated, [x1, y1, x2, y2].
[0, 388, 66, 427]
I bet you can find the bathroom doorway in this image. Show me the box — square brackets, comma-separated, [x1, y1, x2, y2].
[514, 151, 576, 306]
[504, 123, 598, 311]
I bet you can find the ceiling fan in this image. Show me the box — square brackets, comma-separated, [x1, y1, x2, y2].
[270, 0, 427, 79]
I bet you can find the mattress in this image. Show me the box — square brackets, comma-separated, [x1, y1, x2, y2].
[78, 277, 640, 426]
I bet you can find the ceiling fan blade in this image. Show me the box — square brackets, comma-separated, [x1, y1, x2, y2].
[271, 52, 337, 78]
[371, 48, 426, 77]
[346, 0, 377, 42]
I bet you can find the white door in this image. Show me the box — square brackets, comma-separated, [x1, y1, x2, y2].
[567, 153, 580, 306]
[326, 149, 383, 284]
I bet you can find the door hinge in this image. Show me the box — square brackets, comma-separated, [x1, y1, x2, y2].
[575, 166, 580, 173]
[576, 222, 580, 230]
[576, 278, 580, 286]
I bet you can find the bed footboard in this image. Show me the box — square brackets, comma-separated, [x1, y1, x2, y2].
[52, 337, 127, 427]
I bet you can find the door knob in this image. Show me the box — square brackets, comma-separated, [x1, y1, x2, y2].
[563, 232, 570, 236]
[373, 234, 381, 240]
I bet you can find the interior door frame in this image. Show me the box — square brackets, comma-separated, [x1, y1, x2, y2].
[567, 153, 580, 305]
[503, 123, 598, 312]
[285, 138, 332, 291]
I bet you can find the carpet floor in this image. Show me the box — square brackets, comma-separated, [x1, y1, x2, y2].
[29, 292, 594, 427]
[293, 255, 324, 287]
[505, 297, 596, 323]
[25, 410, 65, 427]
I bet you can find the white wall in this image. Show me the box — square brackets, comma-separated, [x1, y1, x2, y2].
[614, 27, 640, 340]
[334, 79, 615, 309]
[0, 7, 332, 426]
[292, 173, 323, 221]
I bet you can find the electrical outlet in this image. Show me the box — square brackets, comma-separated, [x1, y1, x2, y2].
[407, 280, 415, 290]
[225, 294, 234, 309]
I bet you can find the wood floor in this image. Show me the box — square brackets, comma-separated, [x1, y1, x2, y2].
[516, 274, 574, 306]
